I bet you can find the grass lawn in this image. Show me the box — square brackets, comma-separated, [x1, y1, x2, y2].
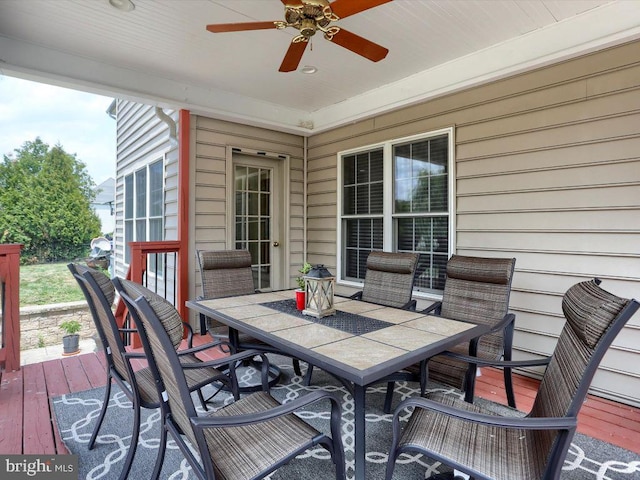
[20, 262, 86, 306]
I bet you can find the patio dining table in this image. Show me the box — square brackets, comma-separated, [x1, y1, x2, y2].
[186, 290, 489, 480]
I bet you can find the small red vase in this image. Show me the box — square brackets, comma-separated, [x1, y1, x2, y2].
[295, 290, 306, 310]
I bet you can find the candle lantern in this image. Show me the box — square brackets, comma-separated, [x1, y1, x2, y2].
[302, 264, 336, 318]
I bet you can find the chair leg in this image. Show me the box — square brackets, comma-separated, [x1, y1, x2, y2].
[197, 389, 209, 411]
[118, 399, 141, 480]
[89, 377, 112, 449]
[504, 366, 516, 408]
[199, 313, 207, 336]
[463, 365, 477, 404]
[383, 381, 395, 414]
[303, 364, 314, 386]
[419, 359, 428, 396]
[151, 417, 168, 480]
[293, 358, 302, 376]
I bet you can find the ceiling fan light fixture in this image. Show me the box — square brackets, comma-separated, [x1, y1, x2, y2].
[300, 65, 318, 74]
[108, 0, 135, 12]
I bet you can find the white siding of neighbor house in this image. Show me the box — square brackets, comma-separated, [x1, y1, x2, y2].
[113, 100, 179, 283]
[305, 40, 640, 407]
[190, 116, 305, 305]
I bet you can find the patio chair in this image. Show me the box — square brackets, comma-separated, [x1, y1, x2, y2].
[68, 263, 157, 480]
[385, 278, 639, 480]
[197, 249, 303, 379]
[384, 255, 517, 412]
[116, 276, 346, 480]
[305, 251, 419, 385]
[351, 251, 420, 309]
[69, 264, 264, 480]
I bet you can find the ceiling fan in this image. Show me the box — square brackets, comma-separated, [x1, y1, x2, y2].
[206, 0, 392, 72]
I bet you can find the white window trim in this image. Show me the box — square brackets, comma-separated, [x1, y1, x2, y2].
[336, 127, 456, 300]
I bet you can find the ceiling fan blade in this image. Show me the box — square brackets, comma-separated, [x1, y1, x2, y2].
[206, 21, 279, 33]
[279, 41, 308, 72]
[329, 0, 392, 19]
[328, 29, 388, 62]
[281, 0, 304, 6]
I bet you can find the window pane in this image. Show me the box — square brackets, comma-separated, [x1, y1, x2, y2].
[344, 155, 356, 185]
[356, 153, 369, 184]
[260, 169, 270, 192]
[260, 192, 270, 216]
[124, 220, 133, 263]
[149, 218, 163, 241]
[393, 134, 448, 214]
[124, 174, 133, 219]
[135, 169, 146, 218]
[344, 186, 355, 215]
[370, 182, 383, 214]
[248, 167, 259, 191]
[135, 219, 146, 241]
[149, 161, 163, 217]
[370, 149, 383, 182]
[356, 185, 369, 215]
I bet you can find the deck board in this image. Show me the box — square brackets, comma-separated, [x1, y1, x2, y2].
[2, 349, 639, 459]
[22, 363, 56, 454]
[0, 369, 23, 454]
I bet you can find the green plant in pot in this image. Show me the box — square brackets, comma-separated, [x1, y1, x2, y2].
[295, 262, 312, 310]
[60, 319, 82, 355]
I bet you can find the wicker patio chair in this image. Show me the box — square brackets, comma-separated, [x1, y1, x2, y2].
[385, 278, 639, 480]
[384, 255, 517, 412]
[197, 249, 303, 379]
[116, 276, 346, 480]
[305, 251, 419, 386]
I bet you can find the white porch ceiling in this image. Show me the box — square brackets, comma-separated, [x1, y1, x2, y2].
[1, 0, 639, 135]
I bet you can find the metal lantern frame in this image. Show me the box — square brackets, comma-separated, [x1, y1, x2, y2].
[302, 264, 336, 318]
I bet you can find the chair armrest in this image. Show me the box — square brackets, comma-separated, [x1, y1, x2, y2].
[122, 351, 146, 359]
[350, 291, 363, 300]
[395, 396, 576, 431]
[182, 321, 195, 347]
[421, 301, 442, 315]
[400, 299, 417, 311]
[442, 350, 552, 369]
[190, 390, 342, 428]
[176, 338, 235, 356]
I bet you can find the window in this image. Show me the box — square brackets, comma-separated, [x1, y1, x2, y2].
[339, 129, 453, 295]
[124, 159, 164, 264]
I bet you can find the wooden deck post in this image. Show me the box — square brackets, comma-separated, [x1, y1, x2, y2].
[0, 244, 23, 371]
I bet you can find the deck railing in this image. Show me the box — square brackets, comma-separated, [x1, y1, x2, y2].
[115, 241, 186, 347]
[0, 244, 22, 371]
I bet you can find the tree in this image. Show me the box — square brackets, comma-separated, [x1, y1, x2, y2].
[0, 138, 102, 262]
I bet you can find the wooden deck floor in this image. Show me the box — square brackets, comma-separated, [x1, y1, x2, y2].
[1, 342, 639, 458]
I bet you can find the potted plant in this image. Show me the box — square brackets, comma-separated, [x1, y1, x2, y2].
[60, 319, 82, 355]
[295, 262, 312, 310]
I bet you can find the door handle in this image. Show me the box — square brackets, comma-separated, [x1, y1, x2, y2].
[273, 242, 279, 247]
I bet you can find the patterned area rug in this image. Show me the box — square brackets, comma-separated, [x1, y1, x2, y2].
[52, 355, 640, 480]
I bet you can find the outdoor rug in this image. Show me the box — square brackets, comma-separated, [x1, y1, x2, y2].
[52, 355, 640, 480]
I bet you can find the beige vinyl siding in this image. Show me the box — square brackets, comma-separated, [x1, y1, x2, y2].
[306, 40, 640, 407]
[191, 116, 305, 306]
[113, 101, 178, 281]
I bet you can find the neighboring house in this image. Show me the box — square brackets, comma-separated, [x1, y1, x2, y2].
[92, 177, 115, 235]
[112, 39, 640, 408]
